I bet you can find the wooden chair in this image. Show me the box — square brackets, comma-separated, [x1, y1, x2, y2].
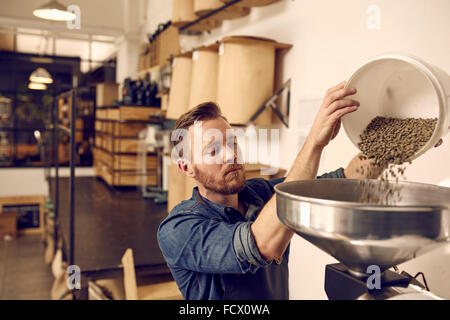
[121, 248, 183, 300]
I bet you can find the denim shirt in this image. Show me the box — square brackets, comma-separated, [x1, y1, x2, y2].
[157, 167, 346, 300]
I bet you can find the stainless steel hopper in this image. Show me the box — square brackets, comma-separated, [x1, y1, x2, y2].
[275, 179, 450, 277]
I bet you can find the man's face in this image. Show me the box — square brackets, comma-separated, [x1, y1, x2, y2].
[186, 117, 246, 195]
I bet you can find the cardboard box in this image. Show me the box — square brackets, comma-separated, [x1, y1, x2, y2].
[146, 26, 180, 69]
[0, 196, 45, 235]
[138, 43, 150, 71]
[93, 148, 157, 187]
[158, 26, 181, 66]
[93, 147, 156, 171]
[96, 108, 108, 120]
[107, 106, 163, 120]
[96, 83, 119, 107]
[0, 33, 15, 51]
[0, 212, 17, 239]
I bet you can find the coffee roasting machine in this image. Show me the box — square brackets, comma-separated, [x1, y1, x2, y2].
[275, 179, 450, 300]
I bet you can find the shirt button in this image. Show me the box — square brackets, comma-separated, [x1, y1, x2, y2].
[225, 207, 231, 212]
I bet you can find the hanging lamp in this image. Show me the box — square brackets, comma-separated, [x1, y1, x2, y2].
[29, 67, 53, 84]
[33, 0, 76, 21]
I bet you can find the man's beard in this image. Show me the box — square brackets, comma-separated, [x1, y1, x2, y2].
[194, 164, 246, 195]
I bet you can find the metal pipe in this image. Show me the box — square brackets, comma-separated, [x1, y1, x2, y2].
[69, 87, 76, 267]
[53, 96, 59, 254]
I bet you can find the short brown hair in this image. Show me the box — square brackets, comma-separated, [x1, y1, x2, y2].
[172, 102, 227, 158]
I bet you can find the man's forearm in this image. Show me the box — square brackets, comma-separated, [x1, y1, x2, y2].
[284, 138, 324, 182]
[250, 139, 324, 261]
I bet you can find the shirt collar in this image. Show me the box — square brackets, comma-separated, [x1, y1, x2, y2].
[193, 183, 265, 221]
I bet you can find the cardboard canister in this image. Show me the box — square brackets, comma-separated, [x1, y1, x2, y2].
[217, 36, 291, 125]
[220, 0, 280, 7]
[167, 161, 187, 213]
[189, 43, 219, 110]
[167, 52, 193, 120]
[167, 161, 197, 213]
[194, 0, 250, 20]
[160, 93, 169, 112]
[172, 0, 222, 31]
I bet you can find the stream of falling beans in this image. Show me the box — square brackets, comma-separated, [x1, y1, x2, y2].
[356, 116, 438, 205]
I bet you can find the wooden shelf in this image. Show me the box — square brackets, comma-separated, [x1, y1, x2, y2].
[93, 105, 163, 187]
[0, 195, 46, 235]
[95, 105, 165, 121]
[179, 0, 243, 32]
[93, 147, 157, 187]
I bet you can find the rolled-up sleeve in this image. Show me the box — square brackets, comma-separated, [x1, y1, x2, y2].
[158, 212, 265, 275]
[233, 221, 272, 273]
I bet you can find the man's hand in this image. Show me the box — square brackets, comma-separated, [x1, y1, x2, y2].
[306, 81, 360, 149]
[345, 138, 444, 180]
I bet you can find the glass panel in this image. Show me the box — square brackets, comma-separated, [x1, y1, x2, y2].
[16, 34, 54, 55]
[91, 41, 116, 70]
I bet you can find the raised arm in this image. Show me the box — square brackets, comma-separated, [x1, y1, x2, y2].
[250, 81, 360, 261]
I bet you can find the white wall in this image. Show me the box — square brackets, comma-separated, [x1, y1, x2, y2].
[0, 167, 95, 198]
[143, 0, 450, 299]
[0, 168, 48, 197]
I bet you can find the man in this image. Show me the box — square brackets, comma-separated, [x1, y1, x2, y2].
[158, 81, 384, 300]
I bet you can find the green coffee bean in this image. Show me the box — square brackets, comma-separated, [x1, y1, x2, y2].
[357, 116, 437, 204]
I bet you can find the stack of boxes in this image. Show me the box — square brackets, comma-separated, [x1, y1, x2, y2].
[93, 83, 164, 187]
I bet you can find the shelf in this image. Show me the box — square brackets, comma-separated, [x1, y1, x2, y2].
[95, 118, 163, 124]
[93, 145, 156, 157]
[95, 105, 165, 121]
[96, 104, 163, 110]
[179, 0, 243, 32]
[93, 147, 157, 179]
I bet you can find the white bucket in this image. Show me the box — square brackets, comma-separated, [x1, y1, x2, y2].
[342, 54, 450, 161]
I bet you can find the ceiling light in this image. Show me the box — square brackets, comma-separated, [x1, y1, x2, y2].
[33, 0, 76, 21]
[29, 67, 53, 84]
[28, 82, 47, 90]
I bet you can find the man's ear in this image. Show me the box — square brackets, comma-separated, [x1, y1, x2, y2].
[177, 158, 195, 178]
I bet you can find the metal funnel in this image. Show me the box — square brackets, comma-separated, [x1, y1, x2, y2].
[275, 179, 450, 277]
